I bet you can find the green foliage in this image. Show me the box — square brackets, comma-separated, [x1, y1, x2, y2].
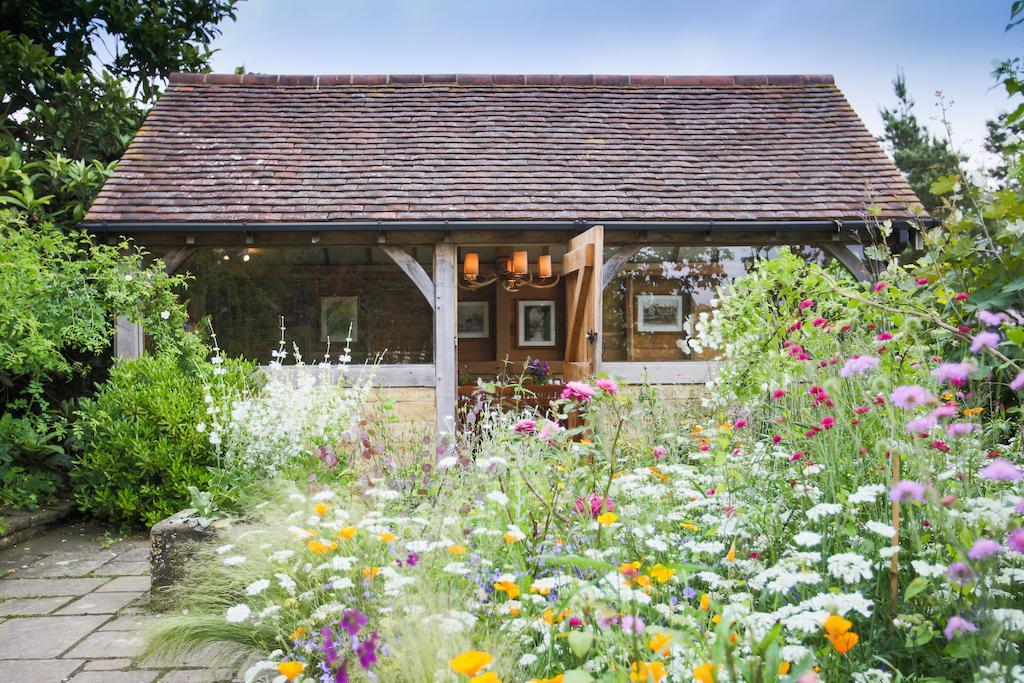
[984, 110, 1023, 190]
[71, 350, 255, 529]
[0, 1, 240, 224]
[878, 70, 965, 213]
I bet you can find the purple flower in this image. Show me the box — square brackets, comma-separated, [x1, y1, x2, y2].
[978, 310, 1006, 327]
[980, 459, 1024, 482]
[514, 419, 537, 434]
[947, 561, 974, 585]
[931, 405, 958, 419]
[889, 480, 926, 503]
[946, 422, 976, 437]
[621, 614, 645, 634]
[334, 660, 349, 683]
[1012, 372, 1024, 392]
[944, 616, 978, 640]
[405, 552, 419, 567]
[322, 627, 341, 666]
[840, 355, 881, 378]
[652, 445, 667, 460]
[1006, 528, 1024, 554]
[932, 362, 972, 385]
[967, 538, 1001, 560]
[340, 609, 367, 637]
[355, 631, 379, 669]
[683, 587, 697, 599]
[1017, 498, 1024, 514]
[970, 331, 1000, 353]
[905, 415, 937, 433]
[890, 385, 933, 409]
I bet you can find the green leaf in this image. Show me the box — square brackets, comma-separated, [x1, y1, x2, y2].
[567, 631, 594, 659]
[562, 670, 595, 683]
[929, 175, 959, 195]
[905, 577, 930, 600]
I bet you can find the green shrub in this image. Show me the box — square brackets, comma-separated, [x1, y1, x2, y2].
[71, 351, 255, 528]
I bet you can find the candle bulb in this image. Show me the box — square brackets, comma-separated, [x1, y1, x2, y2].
[512, 250, 528, 275]
[538, 254, 552, 278]
[464, 252, 479, 280]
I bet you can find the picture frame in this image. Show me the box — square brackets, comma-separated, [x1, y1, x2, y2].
[636, 294, 684, 332]
[518, 300, 556, 347]
[320, 296, 359, 342]
[458, 301, 490, 338]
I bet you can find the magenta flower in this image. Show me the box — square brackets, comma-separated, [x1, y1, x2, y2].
[889, 479, 926, 503]
[575, 493, 614, 518]
[890, 385, 933, 409]
[799, 299, 815, 310]
[1011, 372, 1024, 392]
[1007, 528, 1024, 553]
[954, 292, 969, 302]
[839, 355, 881, 378]
[978, 310, 1006, 327]
[1017, 498, 1024, 514]
[970, 331, 1000, 353]
[355, 631, 379, 669]
[931, 405, 958, 419]
[340, 609, 367, 636]
[821, 416, 836, 429]
[514, 419, 537, 434]
[595, 377, 618, 395]
[652, 445, 667, 460]
[932, 362, 972, 385]
[980, 459, 1024, 482]
[943, 616, 978, 640]
[915, 277, 929, 285]
[621, 614, 645, 634]
[561, 381, 596, 401]
[945, 422, 975, 437]
[947, 561, 974, 585]
[772, 389, 786, 399]
[873, 281, 889, 293]
[967, 537, 1001, 560]
[905, 415, 937, 433]
[877, 331, 894, 341]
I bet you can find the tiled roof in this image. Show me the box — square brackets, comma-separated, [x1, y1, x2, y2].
[85, 73, 922, 225]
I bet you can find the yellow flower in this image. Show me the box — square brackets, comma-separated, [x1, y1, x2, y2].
[725, 542, 736, 563]
[289, 626, 305, 640]
[693, 662, 716, 683]
[337, 526, 357, 540]
[778, 662, 791, 675]
[307, 539, 336, 554]
[493, 580, 521, 599]
[277, 661, 305, 681]
[720, 422, 733, 430]
[964, 406, 984, 416]
[503, 531, 524, 543]
[530, 676, 565, 683]
[633, 574, 652, 588]
[378, 531, 397, 543]
[469, 673, 502, 683]
[648, 631, 672, 656]
[830, 631, 859, 654]
[448, 650, 493, 677]
[448, 544, 467, 555]
[680, 522, 700, 531]
[292, 527, 316, 539]
[619, 561, 642, 576]
[530, 581, 551, 595]
[699, 593, 710, 611]
[313, 502, 331, 516]
[692, 425, 704, 434]
[649, 563, 675, 584]
[629, 661, 667, 682]
[822, 614, 852, 639]
[711, 614, 722, 624]
[362, 566, 380, 579]
[596, 512, 618, 526]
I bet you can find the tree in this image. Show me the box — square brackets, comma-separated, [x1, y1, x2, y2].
[983, 111, 1024, 190]
[878, 70, 965, 214]
[0, 0, 240, 225]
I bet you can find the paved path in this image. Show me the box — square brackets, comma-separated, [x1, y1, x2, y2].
[0, 521, 237, 682]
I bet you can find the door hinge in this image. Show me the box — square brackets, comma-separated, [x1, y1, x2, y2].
[586, 330, 598, 344]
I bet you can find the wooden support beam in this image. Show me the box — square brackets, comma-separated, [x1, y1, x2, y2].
[433, 243, 458, 437]
[161, 246, 196, 275]
[816, 242, 872, 282]
[379, 244, 435, 304]
[601, 244, 642, 289]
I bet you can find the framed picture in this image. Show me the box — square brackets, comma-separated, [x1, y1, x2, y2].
[518, 300, 556, 347]
[458, 301, 490, 338]
[636, 294, 684, 332]
[320, 296, 358, 342]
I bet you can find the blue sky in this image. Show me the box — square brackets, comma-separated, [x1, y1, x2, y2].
[208, 0, 1021, 167]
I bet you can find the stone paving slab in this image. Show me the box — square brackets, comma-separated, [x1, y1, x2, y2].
[56, 590, 145, 615]
[0, 595, 73, 616]
[0, 577, 109, 598]
[0, 614, 108, 658]
[68, 671, 158, 682]
[65, 629, 146, 659]
[98, 575, 152, 592]
[0, 658, 85, 682]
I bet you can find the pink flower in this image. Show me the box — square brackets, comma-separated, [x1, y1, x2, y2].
[798, 299, 815, 310]
[1011, 372, 1024, 392]
[538, 420, 564, 444]
[812, 317, 827, 327]
[967, 537, 1001, 560]
[595, 378, 618, 395]
[560, 381, 596, 401]
[889, 479, 926, 502]
[575, 493, 614, 518]
[944, 616, 978, 640]
[978, 310, 1006, 327]
[820, 416, 835, 429]
[945, 422, 975, 437]
[905, 415, 937, 433]
[954, 292, 969, 302]
[932, 362, 972, 385]
[872, 281, 889, 292]
[980, 459, 1023, 481]
[970, 331, 1000, 353]
[840, 355, 880, 377]
[735, 419, 747, 429]
[771, 435, 781, 444]
[1007, 528, 1024, 553]
[789, 452, 804, 462]
[890, 385, 933, 409]
[931, 405, 958, 419]
[915, 277, 929, 285]
[652, 445, 667, 460]
[514, 419, 536, 434]
[771, 389, 786, 399]
[877, 331, 893, 341]
[947, 561, 974, 584]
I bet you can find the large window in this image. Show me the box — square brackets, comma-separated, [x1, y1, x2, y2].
[183, 246, 433, 364]
[602, 245, 830, 362]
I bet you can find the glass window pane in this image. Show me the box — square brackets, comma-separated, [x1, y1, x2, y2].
[602, 245, 831, 361]
[183, 246, 433, 364]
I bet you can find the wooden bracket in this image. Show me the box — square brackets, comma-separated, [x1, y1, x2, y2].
[379, 245, 435, 304]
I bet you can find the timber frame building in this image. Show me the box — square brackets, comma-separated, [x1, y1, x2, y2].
[84, 72, 923, 432]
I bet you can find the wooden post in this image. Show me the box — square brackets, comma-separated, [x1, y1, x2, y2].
[433, 242, 458, 437]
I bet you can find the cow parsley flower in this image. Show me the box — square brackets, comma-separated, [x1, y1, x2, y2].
[793, 531, 822, 547]
[806, 503, 843, 522]
[848, 484, 886, 505]
[827, 553, 873, 584]
[865, 521, 896, 539]
[245, 579, 271, 595]
[225, 604, 251, 623]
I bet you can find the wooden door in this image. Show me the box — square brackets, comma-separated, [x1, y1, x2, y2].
[562, 225, 603, 382]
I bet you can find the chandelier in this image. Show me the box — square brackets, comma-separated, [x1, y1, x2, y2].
[460, 250, 560, 292]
